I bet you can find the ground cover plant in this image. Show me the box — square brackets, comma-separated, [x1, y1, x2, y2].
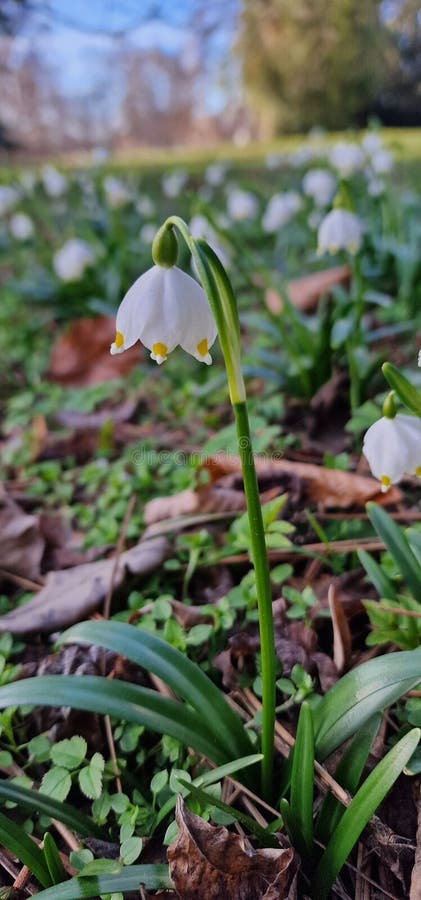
[0, 129, 421, 898]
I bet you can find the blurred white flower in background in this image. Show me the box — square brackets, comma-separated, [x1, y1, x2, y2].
[307, 210, 323, 230]
[189, 213, 230, 269]
[361, 133, 383, 155]
[302, 169, 336, 207]
[9, 213, 34, 240]
[366, 176, 385, 197]
[289, 146, 314, 167]
[103, 175, 130, 208]
[317, 208, 363, 254]
[161, 171, 188, 198]
[329, 142, 365, 177]
[363, 414, 421, 491]
[41, 165, 66, 197]
[19, 170, 36, 192]
[0, 185, 19, 215]
[265, 153, 282, 170]
[110, 264, 217, 365]
[369, 149, 394, 175]
[139, 223, 158, 244]
[205, 162, 227, 186]
[226, 187, 259, 221]
[53, 238, 95, 282]
[262, 191, 302, 232]
[136, 196, 155, 217]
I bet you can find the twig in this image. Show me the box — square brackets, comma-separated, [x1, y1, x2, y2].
[0, 568, 44, 591]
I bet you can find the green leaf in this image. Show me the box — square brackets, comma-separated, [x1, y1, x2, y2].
[0, 676, 231, 766]
[40, 767, 72, 802]
[120, 836, 142, 865]
[0, 808, 52, 887]
[58, 621, 252, 764]
[357, 549, 396, 600]
[78, 753, 104, 800]
[177, 779, 278, 846]
[43, 832, 66, 884]
[312, 728, 420, 899]
[290, 702, 314, 858]
[153, 753, 263, 830]
[51, 736, 87, 770]
[0, 780, 101, 837]
[313, 647, 421, 760]
[367, 503, 421, 601]
[315, 714, 381, 844]
[33, 864, 172, 899]
[382, 363, 421, 416]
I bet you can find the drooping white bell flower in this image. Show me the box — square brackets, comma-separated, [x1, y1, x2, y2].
[226, 187, 258, 222]
[317, 208, 363, 255]
[329, 142, 364, 177]
[369, 149, 393, 175]
[53, 238, 95, 282]
[110, 265, 217, 366]
[9, 212, 34, 240]
[262, 192, 302, 233]
[302, 169, 336, 207]
[363, 414, 421, 491]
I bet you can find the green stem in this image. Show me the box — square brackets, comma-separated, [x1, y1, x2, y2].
[159, 216, 277, 796]
[233, 401, 276, 799]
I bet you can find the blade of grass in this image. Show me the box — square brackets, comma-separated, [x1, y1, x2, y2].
[312, 728, 420, 899]
[59, 621, 252, 762]
[315, 713, 381, 844]
[367, 503, 421, 601]
[0, 781, 102, 837]
[0, 676, 230, 765]
[32, 864, 172, 899]
[357, 549, 396, 600]
[313, 647, 421, 760]
[0, 808, 52, 887]
[290, 702, 314, 859]
[43, 832, 66, 884]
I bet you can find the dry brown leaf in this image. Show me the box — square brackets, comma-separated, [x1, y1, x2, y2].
[47, 316, 141, 386]
[168, 796, 297, 900]
[0, 536, 169, 634]
[266, 266, 351, 314]
[0, 490, 45, 580]
[328, 583, 352, 673]
[204, 454, 402, 509]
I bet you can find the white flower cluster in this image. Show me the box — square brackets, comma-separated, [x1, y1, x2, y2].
[363, 414, 421, 491]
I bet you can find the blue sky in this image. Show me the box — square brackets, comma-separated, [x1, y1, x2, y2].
[14, 0, 239, 110]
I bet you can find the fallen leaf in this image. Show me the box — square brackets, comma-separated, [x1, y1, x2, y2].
[55, 399, 137, 430]
[0, 536, 170, 634]
[47, 316, 141, 386]
[266, 266, 351, 314]
[145, 454, 401, 528]
[168, 796, 297, 900]
[328, 582, 352, 673]
[0, 489, 45, 580]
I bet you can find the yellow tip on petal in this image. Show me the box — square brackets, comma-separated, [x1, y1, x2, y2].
[380, 474, 391, 492]
[151, 342, 168, 364]
[115, 331, 124, 349]
[196, 338, 208, 358]
[416, 466, 421, 477]
[328, 244, 338, 254]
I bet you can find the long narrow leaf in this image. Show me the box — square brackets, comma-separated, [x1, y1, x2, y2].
[0, 780, 102, 837]
[367, 503, 421, 600]
[290, 702, 314, 858]
[0, 676, 230, 765]
[382, 362, 421, 417]
[313, 647, 421, 760]
[59, 621, 252, 761]
[315, 714, 381, 844]
[33, 864, 172, 899]
[312, 728, 420, 899]
[0, 808, 52, 887]
[357, 549, 396, 600]
[43, 832, 66, 884]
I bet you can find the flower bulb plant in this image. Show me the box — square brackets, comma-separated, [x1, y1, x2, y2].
[111, 217, 276, 799]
